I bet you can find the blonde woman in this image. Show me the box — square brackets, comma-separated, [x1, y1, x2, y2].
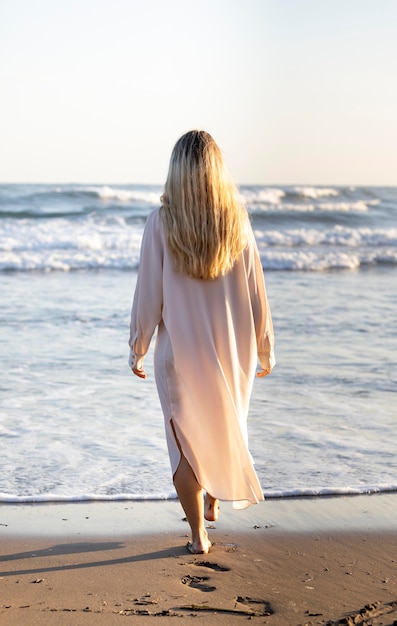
[129, 130, 275, 554]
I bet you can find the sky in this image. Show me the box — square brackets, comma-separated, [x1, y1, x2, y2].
[1, 0, 396, 185]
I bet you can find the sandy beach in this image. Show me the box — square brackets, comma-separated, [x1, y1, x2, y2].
[0, 494, 396, 625]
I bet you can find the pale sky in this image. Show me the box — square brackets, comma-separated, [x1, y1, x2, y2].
[1, 0, 396, 185]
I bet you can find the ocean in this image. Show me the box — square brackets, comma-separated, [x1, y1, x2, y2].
[0, 183, 396, 503]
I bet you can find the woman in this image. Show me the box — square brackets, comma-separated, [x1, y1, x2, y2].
[129, 130, 275, 554]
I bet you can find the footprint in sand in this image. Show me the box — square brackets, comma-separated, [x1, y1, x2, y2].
[194, 560, 230, 572]
[181, 560, 230, 593]
[329, 600, 397, 625]
[181, 574, 216, 592]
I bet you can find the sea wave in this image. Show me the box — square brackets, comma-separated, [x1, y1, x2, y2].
[1, 219, 396, 271]
[249, 201, 371, 213]
[1, 249, 396, 272]
[292, 186, 340, 199]
[0, 185, 162, 219]
[240, 186, 342, 205]
[0, 184, 161, 204]
[259, 249, 397, 271]
[85, 185, 161, 204]
[255, 226, 397, 247]
[0, 184, 387, 222]
[1, 484, 397, 503]
[240, 187, 286, 205]
[0, 184, 396, 272]
[240, 185, 386, 216]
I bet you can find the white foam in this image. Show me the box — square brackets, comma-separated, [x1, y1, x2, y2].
[0, 492, 178, 503]
[88, 185, 161, 204]
[317, 201, 369, 212]
[262, 484, 397, 499]
[240, 188, 286, 205]
[0, 217, 144, 271]
[250, 201, 369, 213]
[293, 186, 340, 199]
[2, 220, 396, 271]
[260, 250, 362, 271]
[255, 226, 397, 248]
[261, 248, 397, 270]
[1, 484, 397, 503]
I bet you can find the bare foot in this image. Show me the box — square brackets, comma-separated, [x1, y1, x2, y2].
[187, 537, 212, 554]
[204, 493, 220, 522]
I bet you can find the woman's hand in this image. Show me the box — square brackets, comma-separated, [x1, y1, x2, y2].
[256, 368, 271, 378]
[132, 367, 147, 379]
[129, 351, 147, 378]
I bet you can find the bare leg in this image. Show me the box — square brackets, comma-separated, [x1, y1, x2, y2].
[173, 454, 211, 554]
[204, 493, 220, 522]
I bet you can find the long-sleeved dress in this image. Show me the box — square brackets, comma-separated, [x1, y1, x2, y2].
[129, 208, 275, 508]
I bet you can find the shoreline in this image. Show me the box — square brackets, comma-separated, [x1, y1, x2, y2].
[1, 491, 397, 537]
[1, 494, 396, 624]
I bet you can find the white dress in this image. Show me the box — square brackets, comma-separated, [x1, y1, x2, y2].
[129, 208, 275, 508]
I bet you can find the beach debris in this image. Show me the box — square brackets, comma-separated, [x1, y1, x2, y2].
[179, 597, 273, 617]
[118, 608, 180, 616]
[133, 594, 159, 606]
[236, 596, 273, 616]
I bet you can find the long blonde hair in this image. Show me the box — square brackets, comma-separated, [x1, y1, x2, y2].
[160, 130, 248, 280]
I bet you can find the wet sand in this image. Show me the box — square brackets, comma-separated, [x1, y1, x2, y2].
[0, 494, 396, 625]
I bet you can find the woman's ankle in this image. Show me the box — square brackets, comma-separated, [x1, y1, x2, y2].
[204, 493, 220, 522]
